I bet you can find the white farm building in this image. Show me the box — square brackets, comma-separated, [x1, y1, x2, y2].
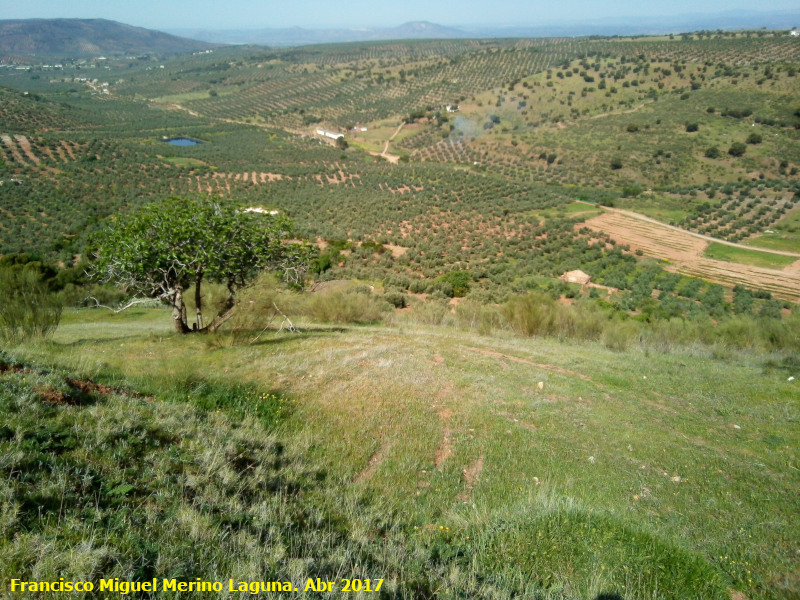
[316, 129, 344, 140]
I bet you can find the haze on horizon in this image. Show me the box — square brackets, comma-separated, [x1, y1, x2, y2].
[4, 0, 799, 32]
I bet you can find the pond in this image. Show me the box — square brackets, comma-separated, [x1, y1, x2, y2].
[164, 137, 204, 146]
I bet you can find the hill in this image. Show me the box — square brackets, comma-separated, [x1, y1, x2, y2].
[2, 306, 798, 599]
[0, 18, 216, 59]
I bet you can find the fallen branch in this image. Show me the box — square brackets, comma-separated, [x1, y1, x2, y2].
[83, 296, 158, 313]
[250, 302, 299, 343]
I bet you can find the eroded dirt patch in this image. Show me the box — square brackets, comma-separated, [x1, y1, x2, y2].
[457, 455, 485, 502]
[354, 440, 391, 483]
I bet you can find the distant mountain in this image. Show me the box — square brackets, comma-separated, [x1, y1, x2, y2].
[171, 10, 800, 47]
[0, 19, 217, 58]
[169, 21, 470, 46]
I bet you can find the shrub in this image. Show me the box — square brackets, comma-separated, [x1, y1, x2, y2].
[728, 142, 747, 157]
[304, 289, 387, 324]
[0, 267, 62, 344]
[705, 146, 721, 158]
[610, 157, 623, 170]
[685, 122, 699, 132]
[746, 132, 762, 144]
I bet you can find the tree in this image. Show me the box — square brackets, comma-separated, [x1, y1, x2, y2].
[89, 197, 311, 334]
[728, 142, 747, 157]
[746, 132, 762, 144]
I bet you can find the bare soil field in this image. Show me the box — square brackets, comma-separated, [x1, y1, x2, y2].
[585, 210, 800, 301]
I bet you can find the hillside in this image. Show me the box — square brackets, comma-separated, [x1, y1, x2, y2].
[1, 28, 799, 600]
[2, 307, 798, 599]
[0, 19, 216, 59]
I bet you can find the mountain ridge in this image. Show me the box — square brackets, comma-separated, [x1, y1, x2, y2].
[0, 18, 217, 58]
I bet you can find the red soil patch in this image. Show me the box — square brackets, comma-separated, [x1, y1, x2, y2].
[14, 135, 40, 165]
[456, 455, 485, 502]
[354, 440, 391, 483]
[60, 141, 76, 160]
[1, 134, 27, 165]
[384, 243, 409, 258]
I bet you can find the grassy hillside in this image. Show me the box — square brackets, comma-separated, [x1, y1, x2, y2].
[2, 307, 798, 599]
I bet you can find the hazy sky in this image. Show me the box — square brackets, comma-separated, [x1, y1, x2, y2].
[3, 0, 799, 30]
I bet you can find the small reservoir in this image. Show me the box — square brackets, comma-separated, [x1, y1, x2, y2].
[164, 137, 204, 146]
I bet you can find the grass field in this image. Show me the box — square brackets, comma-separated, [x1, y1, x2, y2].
[703, 242, 799, 269]
[745, 206, 800, 253]
[2, 308, 798, 599]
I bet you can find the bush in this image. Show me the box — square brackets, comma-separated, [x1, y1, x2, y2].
[728, 142, 747, 157]
[746, 132, 763, 144]
[610, 157, 623, 170]
[685, 122, 699, 132]
[304, 289, 387, 324]
[705, 146, 721, 158]
[0, 267, 62, 344]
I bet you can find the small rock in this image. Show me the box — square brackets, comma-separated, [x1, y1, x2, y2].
[671, 475, 681, 483]
[533, 477, 540, 485]
[588, 456, 596, 464]
[788, 376, 795, 382]
[733, 424, 741, 430]
[537, 381, 544, 390]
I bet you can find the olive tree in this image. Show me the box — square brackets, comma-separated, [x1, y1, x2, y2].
[89, 197, 311, 333]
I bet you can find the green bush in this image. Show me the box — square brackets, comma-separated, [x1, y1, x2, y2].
[746, 132, 763, 144]
[0, 267, 62, 344]
[728, 142, 747, 157]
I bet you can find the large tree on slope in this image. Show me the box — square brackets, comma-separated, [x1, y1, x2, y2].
[89, 197, 310, 333]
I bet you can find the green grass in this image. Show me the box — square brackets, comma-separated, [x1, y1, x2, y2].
[161, 156, 208, 168]
[703, 242, 798, 268]
[3, 308, 798, 599]
[745, 206, 800, 253]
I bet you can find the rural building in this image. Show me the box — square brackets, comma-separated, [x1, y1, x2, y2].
[316, 129, 344, 140]
[790, 27, 799, 36]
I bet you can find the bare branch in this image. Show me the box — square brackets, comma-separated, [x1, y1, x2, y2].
[82, 296, 161, 313]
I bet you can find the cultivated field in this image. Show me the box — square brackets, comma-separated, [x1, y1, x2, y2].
[585, 209, 800, 301]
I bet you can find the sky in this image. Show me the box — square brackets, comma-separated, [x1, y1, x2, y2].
[3, 0, 799, 31]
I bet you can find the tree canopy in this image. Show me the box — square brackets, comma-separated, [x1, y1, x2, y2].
[89, 197, 311, 333]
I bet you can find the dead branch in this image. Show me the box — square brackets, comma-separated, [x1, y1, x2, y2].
[83, 296, 159, 313]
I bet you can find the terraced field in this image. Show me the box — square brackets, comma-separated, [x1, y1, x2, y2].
[585, 209, 800, 300]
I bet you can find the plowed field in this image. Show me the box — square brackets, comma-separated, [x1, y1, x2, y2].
[585, 210, 800, 301]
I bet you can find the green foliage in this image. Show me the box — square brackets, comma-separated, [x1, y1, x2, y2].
[746, 132, 763, 144]
[89, 197, 311, 331]
[728, 142, 747, 157]
[705, 146, 721, 158]
[436, 270, 472, 298]
[303, 289, 387, 323]
[0, 266, 62, 344]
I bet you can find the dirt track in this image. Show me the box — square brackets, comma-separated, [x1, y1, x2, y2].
[584, 210, 800, 301]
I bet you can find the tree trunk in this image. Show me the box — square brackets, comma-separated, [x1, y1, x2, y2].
[195, 271, 204, 330]
[171, 286, 190, 334]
